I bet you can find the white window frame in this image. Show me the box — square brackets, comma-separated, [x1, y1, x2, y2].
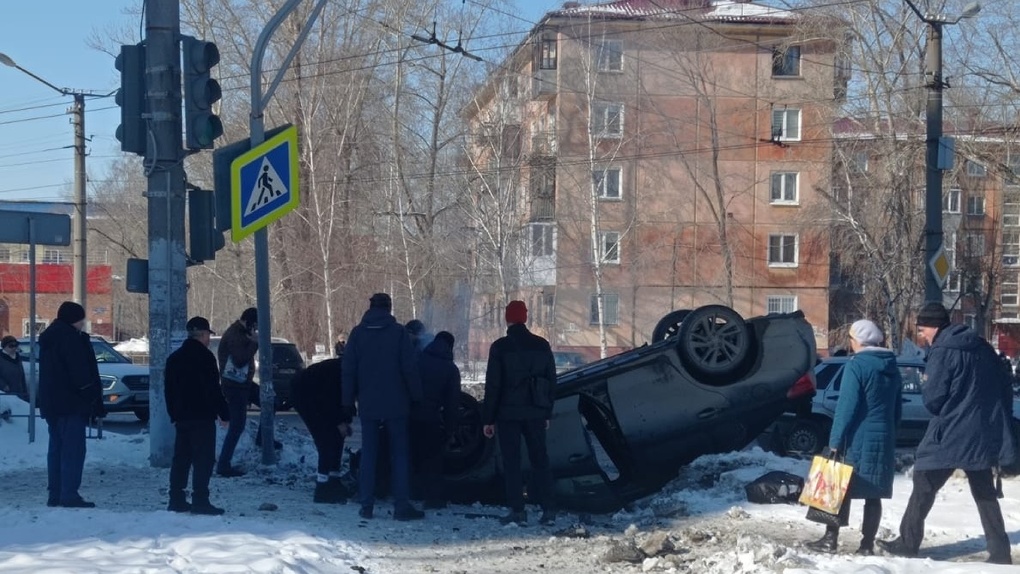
[965, 232, 985, 257]
[966, 160, 986, 177]
[596, 40, 623, 72]
[599, 231, 621, 264]
[589, 292, 619, 325]
[539, 35, 557, 70]
[766, 295, 797, 314]
[767, 233, 798, 267]
[531, 223, 555, 257]
[1005, 189, 1020, 226]
[1002, 270, 1019, 307]
[946, 271, 961, 293]
[771, 108, 801, 142]
[594, 167, 622, 200]
[1003, 230, 1020, 266]
[771, 45, 801, 77]
[966, 194, 986, 216]
[0, 247, 10, 263]
[769, 172, 799, 204]
[42, 249, 68, 264]
[943, 188, 961, 213]
[592, 103, 623, 138]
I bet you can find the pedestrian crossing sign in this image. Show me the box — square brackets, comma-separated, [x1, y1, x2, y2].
[229, 125, 299, 241]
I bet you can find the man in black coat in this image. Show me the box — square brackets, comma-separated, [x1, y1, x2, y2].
[410, 331, 461, 508]
[0, 335, 28, 401]
[879, 303, 1016, 564]
[165, 317, 230, 515]
[38, 301, 104, 508]
[291, 357, 353, 504]
[482, 300, 557, 526]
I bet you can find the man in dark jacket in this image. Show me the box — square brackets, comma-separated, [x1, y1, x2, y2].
[165, 317, 230, 515]
[410, 331, 461, 508]
[0, 335, 28, 401]
[38, 301, 104, 508]
[216, 307, 258, 477]
[482, 300, 557, 526]
[292, 357, 353, 504]
[342, 292, 425, 521]
[878, 303, 1015, 565]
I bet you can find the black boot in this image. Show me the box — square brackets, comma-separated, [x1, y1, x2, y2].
[857, 499, 881, 555]
[313, 479, 347, 504]
[805, 528, 838, 553]
[167, 491, 191, 513]
[190, 496, 225, 515]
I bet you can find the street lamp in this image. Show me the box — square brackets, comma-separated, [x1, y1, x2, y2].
[0, 52, 100, 313]
[902, 1, 981, 303]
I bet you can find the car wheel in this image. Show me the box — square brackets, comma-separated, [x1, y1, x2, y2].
[677, 305, 752, 381]
[651, 309, 692, 342]
[444, 392, 487, 475]
[133, 408, 150, 422]
[784, 420, 827, 455]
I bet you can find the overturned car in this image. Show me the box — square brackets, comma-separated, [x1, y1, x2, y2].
[441, 305, 817, 513]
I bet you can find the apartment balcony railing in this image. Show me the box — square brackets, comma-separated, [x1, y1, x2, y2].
[532, 69, 556, 99]
[531, 195, 555, 220]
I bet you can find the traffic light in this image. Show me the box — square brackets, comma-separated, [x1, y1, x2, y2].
[115, 43, 147, 156]
[182, 37, 223, 150]
[188, 188, 225, 263]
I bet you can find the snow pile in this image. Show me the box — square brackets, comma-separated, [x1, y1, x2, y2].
[113, 337, 149, 353]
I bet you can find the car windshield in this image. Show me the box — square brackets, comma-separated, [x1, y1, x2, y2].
[18, 338, 132, 364]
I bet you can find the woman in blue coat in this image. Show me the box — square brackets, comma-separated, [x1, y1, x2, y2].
[806, 319, 902, 555]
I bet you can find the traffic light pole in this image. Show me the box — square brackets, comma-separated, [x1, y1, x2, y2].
[145, 0, 188, 466]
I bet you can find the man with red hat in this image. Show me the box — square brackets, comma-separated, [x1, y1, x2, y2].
[482, 300, 557, 526]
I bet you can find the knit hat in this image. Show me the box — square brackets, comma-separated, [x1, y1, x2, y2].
[369, 292, 392, 311]
[916, 302, 950, 328]
[57, 301, 86, 324]
[849, 319, 883, 347]
[405, 319, 425, 335]
[505, 300, 528, 325]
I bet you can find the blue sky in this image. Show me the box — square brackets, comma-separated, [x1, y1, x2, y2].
[0, 1, 555, 202]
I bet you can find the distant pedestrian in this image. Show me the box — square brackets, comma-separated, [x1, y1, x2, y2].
[216, 307, 258, 477]
[342, 293, 425, 521]
[291, 357, 353, 504]
[410, 330, 461, 508]
[0, 335, 28, 401]
[37, 301, 104, 508]
[878, 303, 1016, 565]
[165, 317, 230, 515]
[405, 319, 434, 352]
[482, 300, 557, 526]
[804, 319, 901, 555]
[334, 335, 346, 358]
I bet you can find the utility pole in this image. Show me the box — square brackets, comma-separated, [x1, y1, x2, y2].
[145, 0, 188, 466]
[72, 94, 87, 310]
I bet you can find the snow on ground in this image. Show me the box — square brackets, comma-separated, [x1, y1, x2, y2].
[1, 393, 1018, 573]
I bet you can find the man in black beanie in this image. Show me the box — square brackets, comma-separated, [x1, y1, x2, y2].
[37, 301, 104, 508]
[878, 302, 1016, 564]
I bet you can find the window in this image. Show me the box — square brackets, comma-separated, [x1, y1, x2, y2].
[1005, 190, 1020, 226]
[966, 194, 985, 216]
[767, 234, 798, 266]
[1003, 231, 1020, 266]
[1009, 156, 1020, 181]
[943, 188, 961, 213]
[596, 40, 623, 72]
[592, 103, 623, 138]
[770, 172, 798, 203]
[851, 151, 868, 173]
[593, 167, 622, 199]
[966, 160, 986, 177]
[589, 292, 619, 325]
[501, 75, 519, 99]
[22, 318, 47, 337]
[965, 233, 985, 257]
[771, 108, 800, 141]
[599, 231, 620, 264]
[541, 292, 555, 326]
[19, 250, 30, 263]
[0, 247, 9, 263]
[1003, 271, 1019, 307]
[946, 271, 961, 293]
[42, 249, 68, 264]
[766, 295, 797, 314]
[539, 35, 557, 70]
[771, 45, 801, 77]
[531, 223, 554, 257]
[964, 314, 976, 330]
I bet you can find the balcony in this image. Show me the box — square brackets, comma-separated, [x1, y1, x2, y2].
[531, 195, 555, 220]
[531, 132, 557, 156]
[532, 69, 556, 100]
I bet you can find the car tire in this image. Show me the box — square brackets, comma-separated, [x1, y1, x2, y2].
[677, 305, 752, 381]
[651, 309, 692, 342]
[133, 408, 150, 422]
[784, 420, 827, 455]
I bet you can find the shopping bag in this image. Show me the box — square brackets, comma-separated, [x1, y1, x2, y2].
[798, 455, 853, 514]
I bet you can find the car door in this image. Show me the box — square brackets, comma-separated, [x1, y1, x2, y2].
[896, 363, 929, 445]
[814, 361, 846, 419]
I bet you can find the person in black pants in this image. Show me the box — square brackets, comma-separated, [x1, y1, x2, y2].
[216, 307, 258, 477]
[165, 317, 230, 515]
[482, 301, 557, 526]
[878, 303, 1016, 565]
[410, 331, 461, 508]
[291, 357, 353, 503]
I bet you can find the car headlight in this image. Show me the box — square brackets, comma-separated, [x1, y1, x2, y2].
[100, 375, 118, 391]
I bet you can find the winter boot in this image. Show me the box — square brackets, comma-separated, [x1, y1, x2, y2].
[313, 479, 347, 504]
[167, 491, 191, 513]
[805, 529, 838, 553]
[190, 496, 225, 516]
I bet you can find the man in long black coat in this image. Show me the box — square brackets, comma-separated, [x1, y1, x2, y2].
[165, 317, 230, 515]
[291, 357, 353, 503]
[410, 331, 461, 508]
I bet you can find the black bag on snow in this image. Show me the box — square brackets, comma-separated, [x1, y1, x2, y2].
[744, 471, 804, 504]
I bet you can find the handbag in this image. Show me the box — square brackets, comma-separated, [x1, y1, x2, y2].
[805, 505, 848, 527]
[221, 355, 250, 384]
[798, 455, 853, 514]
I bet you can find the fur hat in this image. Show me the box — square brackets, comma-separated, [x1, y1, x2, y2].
[369, 292, 392, 311]
[505, 300, 528, 325]
[57, 301, 86, 324]
[849, 319, 883, 347]
[916, 302, 950, 328]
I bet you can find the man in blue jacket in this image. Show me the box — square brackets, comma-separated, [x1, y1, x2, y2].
[342, 293, 424, 521]
[410, 330, 461, 508]
[879, 303, 1015, 565]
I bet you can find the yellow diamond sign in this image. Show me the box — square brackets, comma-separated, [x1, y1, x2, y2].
[929, 247, 951, 288]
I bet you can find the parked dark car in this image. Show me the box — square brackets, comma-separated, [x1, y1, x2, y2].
[438, 305, 817, 512]
[553, 351, 586, 374]
[208, 336, 305, 411]
[18, 336, 151, 421]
